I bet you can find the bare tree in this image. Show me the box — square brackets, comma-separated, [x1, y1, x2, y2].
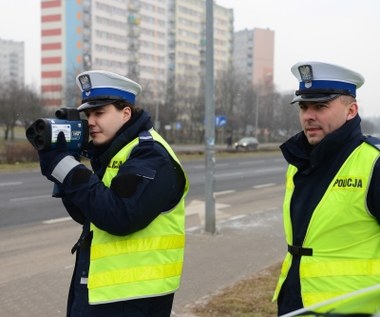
[0, 82, 43, 140]
[215, 68, 246, 142]
[273, 92, 300, 140]
[18, 86, 45, 130]
[63, 68, 82, 108]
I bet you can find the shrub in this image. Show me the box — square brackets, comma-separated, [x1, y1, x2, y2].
[1, 141, 38, 164]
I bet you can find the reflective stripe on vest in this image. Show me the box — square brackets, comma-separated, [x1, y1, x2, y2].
[273, 142, 380, 314]
[88, 129, 189, 304]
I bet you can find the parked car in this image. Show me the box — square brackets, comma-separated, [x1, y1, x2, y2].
[234, 137, 259, 151]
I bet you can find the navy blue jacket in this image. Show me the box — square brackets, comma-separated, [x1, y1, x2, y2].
[59, 110, 186, 317]
[278, 115, 380, 315]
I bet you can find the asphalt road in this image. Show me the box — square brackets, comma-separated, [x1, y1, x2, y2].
[0, 152, 286, 228]
[0, 152, 288, 316]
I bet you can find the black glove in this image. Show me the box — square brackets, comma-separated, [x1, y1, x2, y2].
[38, 131, 81, 184]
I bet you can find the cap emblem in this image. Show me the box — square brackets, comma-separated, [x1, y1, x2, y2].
[298, 65, 313, 88]
[78, 74, 92, 92]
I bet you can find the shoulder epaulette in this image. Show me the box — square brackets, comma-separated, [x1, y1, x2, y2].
[138, 130, 153, 144]
[363, 134, 380, 150]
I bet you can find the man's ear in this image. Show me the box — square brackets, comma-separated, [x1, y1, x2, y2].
[347, 102, 358, 120]
[122, 106, 132, 122]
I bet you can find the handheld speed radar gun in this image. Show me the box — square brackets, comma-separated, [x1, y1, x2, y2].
[26, 107, 89, 197]
[26, 107, 88, 153]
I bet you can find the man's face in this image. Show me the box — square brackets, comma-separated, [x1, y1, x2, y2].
[298, 97, 358, 145]
[84, 104, 131, 145]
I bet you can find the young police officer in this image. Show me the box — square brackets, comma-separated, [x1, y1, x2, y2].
[37, 70, 189, 317]
[273, 61, 380, 315]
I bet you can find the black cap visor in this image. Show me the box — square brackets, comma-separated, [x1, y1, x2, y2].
[78, 99, 119, 111]
[290, 94, 340, 104]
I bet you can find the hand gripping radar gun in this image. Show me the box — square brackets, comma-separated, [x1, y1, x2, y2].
[26, 107, 89, 197]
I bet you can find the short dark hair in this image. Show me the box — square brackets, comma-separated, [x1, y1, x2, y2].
[338, 95, 356, 105]
[113, 100, 141, 116]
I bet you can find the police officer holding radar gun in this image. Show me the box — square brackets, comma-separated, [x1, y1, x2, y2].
[272, 61, 380, 316]
[29, 70, 189, 317]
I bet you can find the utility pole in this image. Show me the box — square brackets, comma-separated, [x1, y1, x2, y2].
[255, 92, 259, 138]
[154, 102, 160, 131]
[204, 0, 216, 234]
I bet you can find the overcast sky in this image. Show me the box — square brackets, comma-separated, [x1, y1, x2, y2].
[1, 0, 379, 117]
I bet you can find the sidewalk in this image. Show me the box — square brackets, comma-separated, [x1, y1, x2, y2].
[172, 207, 285, 316]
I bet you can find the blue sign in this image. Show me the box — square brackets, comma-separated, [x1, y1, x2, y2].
[216, 116, 227, 127]
[175, 122, 182, 130]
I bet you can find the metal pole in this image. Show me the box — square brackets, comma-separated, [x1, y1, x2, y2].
[204, 0, 215, 234]
[154, 102, 160, 131]
[255, 92, 259, 138]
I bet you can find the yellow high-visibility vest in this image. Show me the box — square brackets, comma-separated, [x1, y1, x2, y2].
[273, 142, 380, 314]
[88, 129, 189, 304]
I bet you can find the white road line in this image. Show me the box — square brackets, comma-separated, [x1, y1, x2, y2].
[186, 226, 201, 232]
[64, 264, 74, 270]
[215, 190, 235, 196]
[217, 171, 244, 178]
[43, 217, 71, 224]
[10, 195, 52, 202]
[253, 183, 276, 189]
[230, 214, 247, 221]
[239, 161, 263, 166]
[0, 181, 23, 187]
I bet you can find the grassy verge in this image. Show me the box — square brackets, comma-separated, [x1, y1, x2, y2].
[191, 262, 281, 317]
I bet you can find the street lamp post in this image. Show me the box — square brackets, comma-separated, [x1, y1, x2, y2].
[154, 102, 160, 131]
[204, 0, 216, 234]
[255, 92, 259, 138]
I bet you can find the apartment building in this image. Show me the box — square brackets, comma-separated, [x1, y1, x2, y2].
[169, 0, 233, 92]
[41, 0, 167, 107]
[233, 28, 275, 89]
[41, 0, 79, 107]
[40, 0, 234, 109]
[0, 38, 25, 86]
[89, 0, 168, 100]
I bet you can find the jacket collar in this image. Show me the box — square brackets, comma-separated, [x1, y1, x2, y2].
[281, 115, 362, 171]
[89, 110, 153, 176]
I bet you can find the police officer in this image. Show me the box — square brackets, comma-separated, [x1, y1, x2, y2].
[37, 70, 189, 317]
[273, 61, 380, 315]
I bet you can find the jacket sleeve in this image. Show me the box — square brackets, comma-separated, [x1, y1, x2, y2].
[61, 197, 85, 225]
[367, 157, 380, 224]
[59, 141, 185, 235]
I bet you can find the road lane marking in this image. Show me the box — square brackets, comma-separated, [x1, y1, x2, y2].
[10, 195, 52, 202]
[215, 190, 235, 196]
[230, 214, 247, 221]
[217, 171, 244, 178]
[253, 183, 276, 189]
[186, 199, 230, 216]
[43, 217, 71, 224]
[186, 226, 200, 232]
[0, 181, 23, 186]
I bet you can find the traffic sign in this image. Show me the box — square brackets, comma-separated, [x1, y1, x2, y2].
[215, 115, 227, 126]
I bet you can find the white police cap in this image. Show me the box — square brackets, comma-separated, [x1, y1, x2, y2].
[290, 61, 364, 104]
[76, 70, 142, 111]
